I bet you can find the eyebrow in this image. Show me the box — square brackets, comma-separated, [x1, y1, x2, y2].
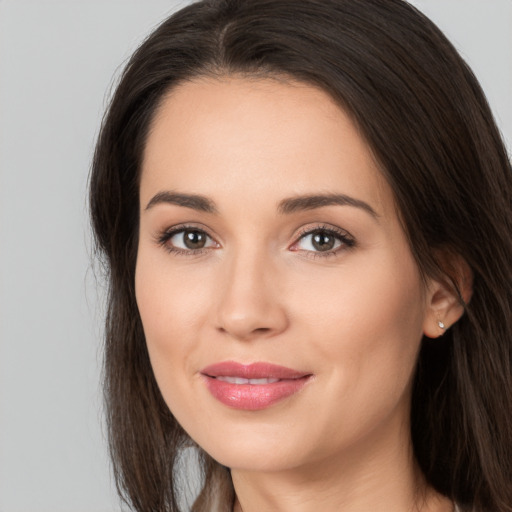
[145, 191, 379, 219]
[277, 193, 379, 218]
[145, 191, 219, 213]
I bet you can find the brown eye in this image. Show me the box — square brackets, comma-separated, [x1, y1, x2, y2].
[311, 231, 336, 251]
[292, 226, 355, 256]
[182, 229, 207, 249]
[297, 229, 342, 252]
[163, 228, 217, 253]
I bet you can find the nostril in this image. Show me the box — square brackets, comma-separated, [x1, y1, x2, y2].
[216, 321, 282, 342]
[217, 325, 270, 335]
[214, 287, 289, 340]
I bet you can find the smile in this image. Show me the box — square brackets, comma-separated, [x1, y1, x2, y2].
[200, 361, 312, 411]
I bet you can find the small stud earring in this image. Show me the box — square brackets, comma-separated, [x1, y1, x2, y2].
[438, 320, 446, 330]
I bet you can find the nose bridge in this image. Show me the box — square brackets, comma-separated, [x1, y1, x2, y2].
[215, 241, 287, 340]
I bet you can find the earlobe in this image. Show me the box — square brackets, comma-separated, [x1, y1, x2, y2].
[422, 281, 465, 338]
[422, 253, 473, 339]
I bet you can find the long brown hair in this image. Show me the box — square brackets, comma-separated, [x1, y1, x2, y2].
[89, 1, 512, 510]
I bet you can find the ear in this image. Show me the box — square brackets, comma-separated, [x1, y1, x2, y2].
[422, 251, 473, 339]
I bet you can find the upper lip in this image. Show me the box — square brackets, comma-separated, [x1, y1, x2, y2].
[201, 361, 310, 380]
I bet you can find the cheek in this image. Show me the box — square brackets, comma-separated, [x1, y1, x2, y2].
[292, 249, 426, 437]
[349, 254, 424, 380]
[134, 247, 212, 390]
[294, 245, 425, 353]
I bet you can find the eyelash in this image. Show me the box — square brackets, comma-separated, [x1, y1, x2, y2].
[155, 223, 355, 259]
[155, 224, 216, 257]
[292, 224, 355, 259]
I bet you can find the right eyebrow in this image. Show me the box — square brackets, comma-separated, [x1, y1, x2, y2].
[144, 191, 219, 214]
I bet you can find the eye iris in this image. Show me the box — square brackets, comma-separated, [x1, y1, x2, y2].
[312, 231, 335, 251]
[184, 230, 206, 249]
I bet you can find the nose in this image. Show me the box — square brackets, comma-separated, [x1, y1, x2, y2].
[214, 249, 289, 341]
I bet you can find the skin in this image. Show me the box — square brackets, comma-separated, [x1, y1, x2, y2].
[136, 77, 462, 512]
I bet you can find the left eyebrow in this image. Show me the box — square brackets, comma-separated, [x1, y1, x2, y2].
[277, 193, 379, 219]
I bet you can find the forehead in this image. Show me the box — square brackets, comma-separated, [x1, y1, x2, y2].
[141, 76, 393, 218]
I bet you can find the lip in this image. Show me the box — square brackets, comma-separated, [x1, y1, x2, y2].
[200, 361, 313, 411]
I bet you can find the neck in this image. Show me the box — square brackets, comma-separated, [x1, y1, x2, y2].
[231, 411, 452, 512]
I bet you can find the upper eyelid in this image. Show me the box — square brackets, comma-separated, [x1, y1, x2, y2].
[295, 223, 352, 238]
[159, 223, 214, 238]
[157, 222, 351, 238]
[293, 223, 354, 245]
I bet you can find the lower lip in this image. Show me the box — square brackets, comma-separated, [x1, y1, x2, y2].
[202, 376, 311, 410]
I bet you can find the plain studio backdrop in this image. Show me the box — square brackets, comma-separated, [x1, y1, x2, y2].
[0, 1, 510, 511]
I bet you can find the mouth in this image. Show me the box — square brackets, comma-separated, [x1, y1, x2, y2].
[200, 361, 313, 411]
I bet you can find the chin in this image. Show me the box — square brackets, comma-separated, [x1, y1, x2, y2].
[206, 442, 306, 473]
[178, 413, 307, 472]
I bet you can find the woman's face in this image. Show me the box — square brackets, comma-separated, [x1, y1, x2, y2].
[136, 77, 439, 473]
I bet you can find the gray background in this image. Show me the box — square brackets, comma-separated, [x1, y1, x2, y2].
[0, 1, 510, 511]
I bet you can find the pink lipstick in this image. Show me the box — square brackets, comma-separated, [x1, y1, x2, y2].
[200, 361, 312, 410]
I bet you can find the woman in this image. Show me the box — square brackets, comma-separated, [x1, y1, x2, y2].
[89, 0, 512, 511]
